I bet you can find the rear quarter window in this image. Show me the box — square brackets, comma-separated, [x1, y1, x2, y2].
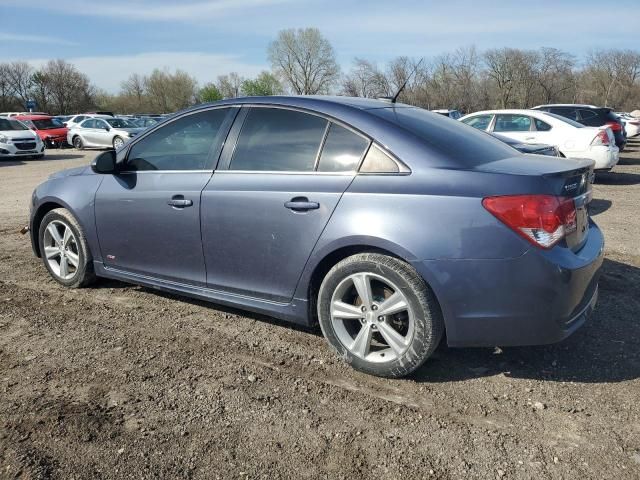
[371, 107, 516, 167]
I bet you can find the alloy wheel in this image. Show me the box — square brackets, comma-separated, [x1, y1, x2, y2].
[330, 272, 415, 363]
[113, 137, 124, 149]
[43, 220, 80, 280]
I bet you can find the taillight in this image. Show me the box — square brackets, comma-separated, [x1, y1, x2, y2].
[606, 121, 622, 133]
[482, 195, 577, 249]
[590, 130, 610, 146]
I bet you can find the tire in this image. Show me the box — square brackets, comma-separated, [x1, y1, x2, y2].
[112, 136, 124, 150]
[317, 253, 444, 378]
[72, 136, 83, 150]
[38, 208, 96, 288]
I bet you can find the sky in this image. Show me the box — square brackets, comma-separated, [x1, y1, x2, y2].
[0, 0, 638, 92]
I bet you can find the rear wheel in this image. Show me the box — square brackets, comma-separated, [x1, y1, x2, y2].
[72, 136, 83, 150]
[318, 253, 443, 378]
[38, 208, 96, 288]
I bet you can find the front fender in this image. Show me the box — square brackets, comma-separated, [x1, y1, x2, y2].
[30, 175, 104, 261]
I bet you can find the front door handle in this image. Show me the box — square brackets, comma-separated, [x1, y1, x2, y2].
[168, 195, 193, 208]
[284, 197, 320, 212]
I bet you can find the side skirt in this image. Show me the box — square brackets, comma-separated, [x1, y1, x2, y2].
[93, 261, 311, 326]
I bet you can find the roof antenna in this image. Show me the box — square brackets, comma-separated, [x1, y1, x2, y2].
[383, 58, 424, 104]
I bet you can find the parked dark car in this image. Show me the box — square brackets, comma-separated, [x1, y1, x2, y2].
[532, 104, 626, 151]
[28, 96, 603, 378]
[490, 133, 559, 156]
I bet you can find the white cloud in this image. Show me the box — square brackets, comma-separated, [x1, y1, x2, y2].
[0, 32, 78, 46]
[2, 0, 292, 22]
[22, 52, 266, 92]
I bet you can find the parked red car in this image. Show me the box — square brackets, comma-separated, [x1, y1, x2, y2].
[15, 114, 69, 147]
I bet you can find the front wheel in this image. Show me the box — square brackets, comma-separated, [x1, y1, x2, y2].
[112, 136, 124, 150]
[38, 208, 96, 288]
[318, 253, 444, 378]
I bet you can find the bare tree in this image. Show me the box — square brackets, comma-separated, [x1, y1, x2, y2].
[121, 73, 146, 111]
[268, 28, 339, 94]
[40, 60, 94, 113]
[216, 72, 244, 98]
[536, 47, 576, 104]
[6, 61, 33, 105]
[341, 58, 389, 98]
[144, 69, 198, 113]
[0, 63, 17, 111]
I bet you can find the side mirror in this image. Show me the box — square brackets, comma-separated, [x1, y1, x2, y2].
[91, 150, 118, 174]
[104, 126, 110, 131]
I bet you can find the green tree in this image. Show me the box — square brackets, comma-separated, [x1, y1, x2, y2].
[199, 82, 223, 102]
[241, 71, 283, 96]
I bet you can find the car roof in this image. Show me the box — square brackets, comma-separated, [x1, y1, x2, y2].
[461, 109, 546, 116]
[15, 114, 54, 120]
[533, 104, 600, 109]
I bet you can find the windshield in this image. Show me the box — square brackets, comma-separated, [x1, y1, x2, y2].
[106, 118, 136, 128]
[0, 118, 28, 131]
[544, 112, 584, 128]
[31, 118, 64, 130]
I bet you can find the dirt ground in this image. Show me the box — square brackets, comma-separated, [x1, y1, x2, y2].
[1, 140, 640, 480]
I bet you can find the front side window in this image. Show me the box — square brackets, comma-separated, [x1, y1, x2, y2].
[230, 108, 327, 172]
[461, 114, 493, 131]
[95, 119, 109, 130]
[493, 114, 531, 132]
[317, 123, 369, 172]
[126, 108, 230, 171]
[106, 118, 135, 128]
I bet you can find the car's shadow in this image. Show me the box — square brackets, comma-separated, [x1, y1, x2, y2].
[412, 258, 640, 384]
[89, 258, 639, 383]
[0, 154, 86, 167]
[595, 171, 640, 185]
[589, 198, 612, 216]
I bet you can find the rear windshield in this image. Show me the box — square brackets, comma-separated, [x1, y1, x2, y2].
[0, 118, 28, 131]
[31, 118, 64, 130]
[369, 107, 516, 167]
[544, 112, 584, 128]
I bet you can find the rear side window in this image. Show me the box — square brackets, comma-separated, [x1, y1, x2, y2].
[534, 118, 552, 131]
[126, 108, 230, 171]
[230, 108, 327, 171]
[461, 114, 493, 130]
[360, 145, 400, 173]
[550, 107, 579, 121]
[82, 119, 96, 128]
[370, 107, 515, 167]
[317, 123, 369, 172]
[494, 114, 531, 132]
[579, 109, 602, 126]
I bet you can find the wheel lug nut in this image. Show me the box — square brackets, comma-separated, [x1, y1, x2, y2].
[378, 316, 383, 321]
[361, 306, 367, 312]
[371, 305, 378, 311]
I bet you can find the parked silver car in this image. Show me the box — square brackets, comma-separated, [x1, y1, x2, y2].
[67, 117, 144, 150]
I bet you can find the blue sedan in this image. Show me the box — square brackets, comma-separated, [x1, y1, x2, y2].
[28, 96, 603, 378]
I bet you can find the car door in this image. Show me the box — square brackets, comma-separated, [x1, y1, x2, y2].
[93, 119, 113, 147]
[201, 106, 371, 303]
[94, 107, 236, 284]
[78, 119, 98, 145]
[492, 114, 534, 143]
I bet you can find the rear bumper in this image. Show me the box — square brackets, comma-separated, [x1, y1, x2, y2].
[589, 145, 619, 170]
[412, 221, 605, 347]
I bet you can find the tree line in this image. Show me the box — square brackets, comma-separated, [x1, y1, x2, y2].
[1, 28, 639, 115]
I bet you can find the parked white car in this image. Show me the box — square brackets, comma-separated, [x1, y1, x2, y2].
[0, 116, 45, 159]
[64, 113, 111, 129]
[459, 109, 619, 171]
[615, 112, 640, 137]
[67, 117, 144, 150]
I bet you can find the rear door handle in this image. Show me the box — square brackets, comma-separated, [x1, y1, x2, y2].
[284, 197, 320, 212]
[168, 195, 193, 208]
